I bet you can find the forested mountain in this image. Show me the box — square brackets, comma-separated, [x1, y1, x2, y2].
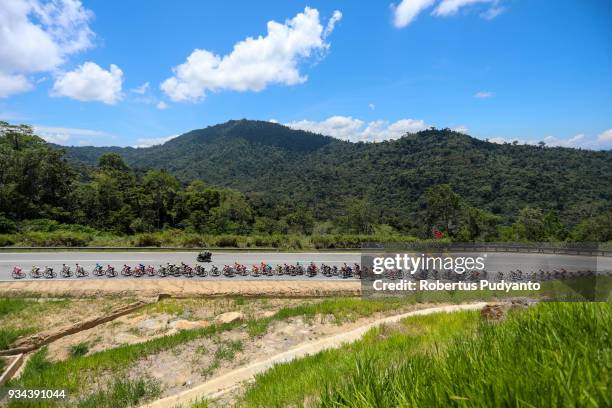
[56, 119, 612, 227]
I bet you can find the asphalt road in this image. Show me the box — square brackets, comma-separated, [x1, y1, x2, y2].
[0, 251, 610, 281]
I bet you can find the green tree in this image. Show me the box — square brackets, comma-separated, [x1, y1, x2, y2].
[571, 212, 612, 242]
[345, 199, 376, 234]
[513, 207, 545, 241]
[97, 153, 129, 172]
[142, 170, 180, 229]
[423, 184, 462, 237]
[542, 210, 567, 241]
[285, 206, 315, 234]
[459, 207, 500, 241]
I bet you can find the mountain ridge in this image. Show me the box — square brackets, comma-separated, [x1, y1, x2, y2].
[51, 119, 612, 225]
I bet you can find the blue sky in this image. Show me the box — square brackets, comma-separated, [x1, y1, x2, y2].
[0, 0, 610, 148]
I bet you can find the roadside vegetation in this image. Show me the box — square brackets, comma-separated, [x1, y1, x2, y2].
[5, 297, 418, 406]
[0, 298, 57, 349]
[0, 297, 134, 351]
[238, 302, 611, 408]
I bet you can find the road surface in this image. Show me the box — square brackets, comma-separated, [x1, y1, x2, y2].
[0, 251, 610, 281]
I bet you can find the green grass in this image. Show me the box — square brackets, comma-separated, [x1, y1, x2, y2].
[0, 356, 6, 372]
[0, 298, 34, 317]
[214, 339, 244, 361]
[320, 302, 611, 407]
[190, 400, 210, 408]
[140, 299, 186, 316]
[68, 341, 90, 358]
[7, 321, 242, 407]
[76, 378, 161, 408]
[0, 297, 71, 323]
[198, 339, 244, 380]
[6, 296, 427, 406]
[0, 327, 33, 349]
[239, 302, 611, 408]
[240, 311, 479, 407]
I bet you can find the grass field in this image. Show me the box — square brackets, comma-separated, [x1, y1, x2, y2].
[238, 301, 611, 408]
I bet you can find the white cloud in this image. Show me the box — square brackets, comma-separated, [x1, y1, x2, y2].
[286, 116, 428, 142]
[34, 125, 107, 144]
[131, 82, 150, 94]
[324, 10, 343, 37]
[392, 0, 504, 28]
[474, 91, 494, 98]
[542, 134, 586, 148]
[161, 7, 341, 102]
[433, 0, 494, 16]
[392, 0, 436, 28]
[52, 62, 123, 104]
[597, 129, 612, 143]
[156, 101, 168, 110]
[596, 129, 612, 149]
[487, 131, 611, 150]
[133, 134, 179, 148]
[368, 103, 376, 110]
[0, 0, 94, 97]
[452, 125, 469, 134]
[480, 5, 504, 20]
[0, 73, 33, 97]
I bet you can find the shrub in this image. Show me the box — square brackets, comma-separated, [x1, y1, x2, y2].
[0, 215, 17, 233]
[20, 219, 61, 232]
[132, 234, 162, 247]
[0, 234, 15, 247]
[215, 235, 239, 247]
[180, 234, 207, 248]
[21, 231, 91, 247]
[251, 235, 281, 248]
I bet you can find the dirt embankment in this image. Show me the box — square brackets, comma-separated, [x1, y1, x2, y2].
[142, 303, 489, 408]
[0, 280, 361, 298]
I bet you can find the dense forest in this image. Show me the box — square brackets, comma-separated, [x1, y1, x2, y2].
[1, 120, 611, 247]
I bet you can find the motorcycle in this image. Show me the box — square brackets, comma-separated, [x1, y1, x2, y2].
[197, 251, 212, 263]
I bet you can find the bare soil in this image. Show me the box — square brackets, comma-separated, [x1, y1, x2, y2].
[0, 279, 360, 298]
